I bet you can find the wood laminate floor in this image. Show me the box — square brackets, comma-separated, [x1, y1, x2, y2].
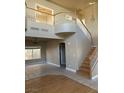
[26, 75, 98, 93]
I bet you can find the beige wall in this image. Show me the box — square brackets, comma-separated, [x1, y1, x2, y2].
[46, 24, 91, 71]
[25, 64, 47, 80]
[25, 21, 62, 39]
[46, 37, 78, 70]
[75, 28, 91, 69]
[82, 2, 98, 46]
[46, 40, 60, 65]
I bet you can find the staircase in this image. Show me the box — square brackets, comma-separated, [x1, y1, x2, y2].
[77, 47, 97, 79]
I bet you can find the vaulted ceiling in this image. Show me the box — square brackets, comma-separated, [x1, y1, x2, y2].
[46, 0, 98, 11]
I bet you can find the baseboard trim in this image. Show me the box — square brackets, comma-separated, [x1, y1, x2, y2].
[66, 67, 76, 73]
[47, 62, 76, 72]
[92, 75, 98, 80]
[47, 62, 60, 67]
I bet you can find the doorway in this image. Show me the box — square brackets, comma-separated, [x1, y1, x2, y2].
[59, 43, 66, 68]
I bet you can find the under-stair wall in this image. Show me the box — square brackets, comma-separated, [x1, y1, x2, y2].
[74, 25, 91, 70]
[47, 22, 91, 71]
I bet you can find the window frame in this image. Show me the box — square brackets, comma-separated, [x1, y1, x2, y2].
[25, 46, 41, 61]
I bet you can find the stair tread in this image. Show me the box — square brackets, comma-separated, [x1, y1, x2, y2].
[78, 47, 97, 79]
[79, 68, 90, 72]
[80, 64, 90, 68]
[77, 71, 91, 79]
[83, 61, 91, 64]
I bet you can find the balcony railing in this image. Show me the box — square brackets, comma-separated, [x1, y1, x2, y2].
[25, 2, 93, 46]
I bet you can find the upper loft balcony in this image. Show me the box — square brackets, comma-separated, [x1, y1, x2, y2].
[25, 16, 63, 40]
[54, 21, 76, 34]
[25, 3, 62, 39]
[25, 3, 77, 37]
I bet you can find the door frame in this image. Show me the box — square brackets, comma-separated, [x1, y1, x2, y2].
[59, 42, 66, 68]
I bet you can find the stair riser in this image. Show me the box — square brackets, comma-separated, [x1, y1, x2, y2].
[79, 68, 91, 72]
[78, 47, 97, 79]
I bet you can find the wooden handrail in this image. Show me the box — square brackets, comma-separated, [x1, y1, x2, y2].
[25, 2, 54, 16]
[26, 2, 74, 16]
[54, 12, 74, 16]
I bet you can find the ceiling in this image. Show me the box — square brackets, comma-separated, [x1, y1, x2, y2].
[46, 0, 98, 11]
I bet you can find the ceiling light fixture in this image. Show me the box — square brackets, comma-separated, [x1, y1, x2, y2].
[89, 2, 96, 5]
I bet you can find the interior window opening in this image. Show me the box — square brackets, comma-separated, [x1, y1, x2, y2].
[35, 4, 54, 25]
[25, 47, 41, 60]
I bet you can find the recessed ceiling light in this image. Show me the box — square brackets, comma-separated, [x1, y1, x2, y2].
[89, 2, 96, 5]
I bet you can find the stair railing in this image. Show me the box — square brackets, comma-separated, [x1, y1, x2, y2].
[25, 2, 93, 46]
[91, 57, 98, 72]
[91, 51, 98, 72]
[78, 19, 93, 46]
[86, 50, 97, 79]
[25, 2, 53, 16]
[90, 57, 98, 79]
